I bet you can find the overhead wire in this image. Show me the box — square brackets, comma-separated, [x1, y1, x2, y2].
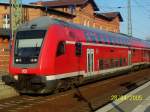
[97, 0, 149, 39]
[134, 0, 150, 13]
[99, 5, 150, 9]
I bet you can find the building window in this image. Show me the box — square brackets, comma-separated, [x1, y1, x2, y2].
[63, 8, 68, 12]
[93, 23, 96, 28]
[68, 5, 75, 14]
[99, 26, 102, 29]
[99, 59, 104, 70]
[3, 14, 10, 29]
[83, 20, 87, 26]
[84, 20, 87, 26]
[87, 20, 90, 27]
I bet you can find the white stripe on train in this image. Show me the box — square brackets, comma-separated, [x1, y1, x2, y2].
[13, 62, 149, 81]
[45, 62, 149, 81]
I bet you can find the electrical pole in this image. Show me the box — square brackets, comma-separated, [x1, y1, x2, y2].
[10, 0, 22, 40]
[127, 0, 132, 66]
[127, 0, 132, 37]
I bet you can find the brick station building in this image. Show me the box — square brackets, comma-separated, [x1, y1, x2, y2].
[0, 0, 123, 74]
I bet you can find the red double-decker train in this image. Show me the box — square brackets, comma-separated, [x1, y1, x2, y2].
[3, 16, 150, 93]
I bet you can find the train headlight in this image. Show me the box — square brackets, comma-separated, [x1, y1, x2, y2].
[16, 58, 22, 63]
[30, 59, 34, 62]
[18, 59, 22, 62]
[34, 58, 37, 62]
[30, 58, 38, 63]
[14, 75, 18, 80]
[16, 59, 19, 62]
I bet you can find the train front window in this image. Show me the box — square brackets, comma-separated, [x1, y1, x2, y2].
[14, 30, 46, 64]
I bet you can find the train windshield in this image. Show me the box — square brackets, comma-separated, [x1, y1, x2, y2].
[15, 30, 46, 58]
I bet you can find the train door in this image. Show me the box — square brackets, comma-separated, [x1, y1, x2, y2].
[87, 49, 94, 76]
[128, 50, 132, 65]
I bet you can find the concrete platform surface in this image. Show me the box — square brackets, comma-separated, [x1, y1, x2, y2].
[96, 81, 150, 112]
[0, 76, 19, 100]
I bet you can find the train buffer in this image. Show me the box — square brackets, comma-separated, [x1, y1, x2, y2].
[96, 81, 150, 112]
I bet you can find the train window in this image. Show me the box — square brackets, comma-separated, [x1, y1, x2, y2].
[117, 38, 121, 45]
[99, 59, 104, 70]
[126, 40, 129, 46]
[133, 49, 135, 53]
[103, 35, 108, 44]
[124, 39, 127, 46]
[123, 58, 126, 65]
[110, 59, 113, 68]
[97, 35, 102, 43]
[121, 38, 124, 45]
[56, 41, 65, 56]
[132, 49, 136, 56]
[120, 38, 124, 45]
[109, 37, 113, 45]
[115, 59, 119, 67]
[112, 38, 116, 45]
[90, 33, 96, 43]
[105, 59, 110, 69]
[120, 58, 123, 66]
[75, 42, 82, 56]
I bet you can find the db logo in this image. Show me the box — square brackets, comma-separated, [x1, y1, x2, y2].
[22, 69, 28, 74]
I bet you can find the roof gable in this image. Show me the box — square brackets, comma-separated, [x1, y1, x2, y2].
[30, 0, 99, 11]
[101, 12, 123, 22]
[95, 12, 123, 22]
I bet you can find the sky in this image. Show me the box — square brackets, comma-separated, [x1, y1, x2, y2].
[1, 0, 150, 40]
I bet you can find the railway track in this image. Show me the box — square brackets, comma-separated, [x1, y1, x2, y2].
[0, 96, 45, 112]
[0, 68, 149, 112]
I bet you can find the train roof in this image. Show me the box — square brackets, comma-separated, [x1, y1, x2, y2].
[19, 16, 150, 49]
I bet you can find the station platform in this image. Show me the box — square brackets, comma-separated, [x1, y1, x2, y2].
[96, 81, 150, 112]
[0, 76, 19, 100]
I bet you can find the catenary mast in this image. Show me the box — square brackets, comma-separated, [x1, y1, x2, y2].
[127, 0, 132, 37]
[10, 0, 22, 40]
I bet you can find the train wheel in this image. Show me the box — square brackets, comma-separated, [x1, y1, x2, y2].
[54, 76, 84, 93]
[54, 79, 71, 93]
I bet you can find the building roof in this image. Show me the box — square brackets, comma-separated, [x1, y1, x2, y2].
[0, 2, 44, 8]
[95, 12, 123, 22]
[0, 2, 123, 23]
[30, 0, 99, 11]
[0, 2, 75, 18]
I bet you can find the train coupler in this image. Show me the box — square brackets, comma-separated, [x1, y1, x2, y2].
[2, 75, 17, 86]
